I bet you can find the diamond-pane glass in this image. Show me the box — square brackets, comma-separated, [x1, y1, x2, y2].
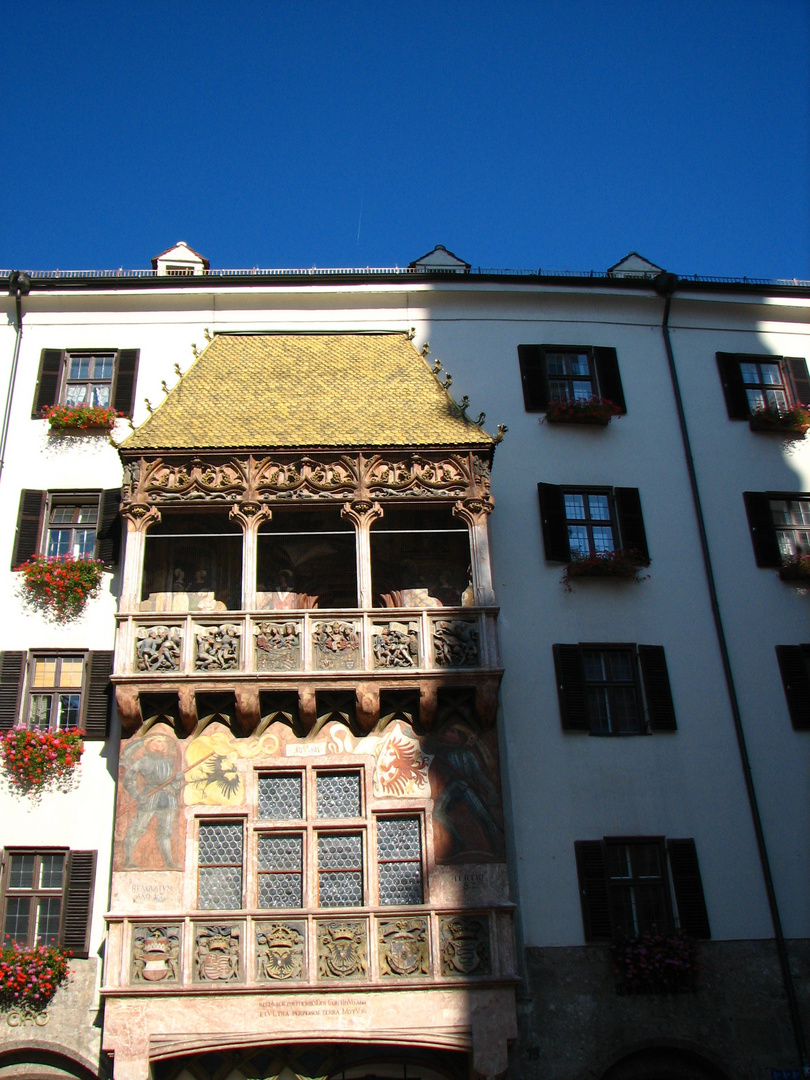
[316, 772, 361, 818]
[259, 874, 303, 908]
[318, 833, 362, 869]
[379, 862, 423, 906]
[199, 822, 243, 865]
[258, 775, 303, 820]
[318, 832, 363, 907]
[258, 835, 302, 871]
[377, 818, 421, 859]
[319, 871, 363, 907]
[198, 866, 242, 910]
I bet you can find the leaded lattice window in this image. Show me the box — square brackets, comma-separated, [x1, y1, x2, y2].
[258, 834, 303, 908]
[316, 772, 361, 819]
[198, 821, 243, 910]
[377, 817, 423, 905]
[318, 832, 363, 907]
[258, 774, 303, 820]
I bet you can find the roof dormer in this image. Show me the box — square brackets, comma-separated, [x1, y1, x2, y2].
[409, 244, 470, 273]
[151, 241, 209, 277]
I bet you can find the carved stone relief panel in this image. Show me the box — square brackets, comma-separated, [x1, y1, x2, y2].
[131, 924, 181, 984]
[254, 621, 301, 671]
[432, 619, 479, 667]
[371, 622, 419, 669]
[255, 921, 306, 982]
[254, 456, 359, 499]
[136, 625, 183, 671]
[194, 623, 241, 670]
[194, 924, 241, 982]
[316, 920, 368, 980]
[378, 917, 429, 977]
[312, 621, 360, 671]
[439, 916, 491, 976]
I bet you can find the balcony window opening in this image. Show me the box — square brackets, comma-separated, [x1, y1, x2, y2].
[770, 498, 810, 559]
[371, 505, 472, 608]
[605, 840, 671, 936]
[257, 509, 357, 610]
[64, 353, 115, 408]
[28, 655, 84, 731]
[740, 360, 790, 414]
[141, 510, 242, 612]
[47, 501, 98, 559]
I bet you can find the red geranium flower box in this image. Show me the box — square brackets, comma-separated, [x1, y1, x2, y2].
[544, 397, 623, 426]
[0, 728, 84, 800]
[0, 939, 71, 1014]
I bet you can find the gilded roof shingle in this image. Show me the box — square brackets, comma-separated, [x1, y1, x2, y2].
[121, 333, 493, 452]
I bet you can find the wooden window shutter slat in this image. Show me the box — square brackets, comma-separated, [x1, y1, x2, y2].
[32, 350, 64, 418]
[553, 645, 589, 731]
[82, 652, 113, 740]
[112, 350, 140, 417]
[716, 353, 750, 419]
[783, 357, 810, 405]
[97, 489, 122, 566]
[614, 487, 649, 564]
[743, 491, 782, 567]
[11, 490, 46, 569]
[518, 345, 549, 411]
[0, 652, 25, 731]
[775, 645, 810, 731]
[593, 347, 626, 412]
[667, 839, 710, 938]
[574, 840, 612, 941]
[537, 482, 570, 562]
[638, 645, 677, 732]
[60, 850, 96, 957]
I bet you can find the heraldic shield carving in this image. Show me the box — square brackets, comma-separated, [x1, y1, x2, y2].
[317, 920, 368, 979]
[378, 917, 429, 977]
[440, 915, 491, 976]
[256, 921, 305, 981]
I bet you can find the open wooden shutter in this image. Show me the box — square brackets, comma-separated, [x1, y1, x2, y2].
[743, 492, 782, 567]
[537, 482, 570, 561]
[61, 850, 97, 958]
[32, 350, 64, 418]
[518, 345, 549, 411]
[775, 645, 810, 730]
[574, 840, 612, 941]
[593, 347, 626, 412]
[553, 645, 589, 731]
[614, 487, 649, 563]
[11, 490, 46, 568]
[0, 652, 25, 730]
[112, 350, 139, 417]
[82, 651, 113, 740]
[97, 489, 122, 566]
[667, 839, 710, 938]
[784, 357, 810, 405]
[638, 645, 677, 731]
[716, 353, 750, 419]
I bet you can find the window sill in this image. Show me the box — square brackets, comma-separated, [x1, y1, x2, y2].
[778, 557, 810, 584]
[748, 413, 809, 437]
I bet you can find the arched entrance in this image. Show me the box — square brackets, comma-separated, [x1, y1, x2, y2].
[600, 1047, 730, 1080]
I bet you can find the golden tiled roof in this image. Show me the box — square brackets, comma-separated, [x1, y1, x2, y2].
[121, 333, 493, 451]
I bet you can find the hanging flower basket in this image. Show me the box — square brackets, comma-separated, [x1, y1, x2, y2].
[779, 554, 810, 583]
[42, 404, 121, 433]
[0, 728, 84, 800]
[611, 929, 700, 994]
[0, 940, 71, 1014]
[16, 554, 103, 622]
[748, 404, 810, 437]
[562, 549, 649, 591]
[544, 397, 623, 426]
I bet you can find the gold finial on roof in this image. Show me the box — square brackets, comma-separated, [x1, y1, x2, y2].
[174, 363, 183, 377]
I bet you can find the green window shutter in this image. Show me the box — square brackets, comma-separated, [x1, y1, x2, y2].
[667, 839, 710, 938]
[775, 645, 810, 731]
[112, 350, 140, 417]
[574, 840, 612, 941]
[638, 645, 677, 732]
[784, 357, 810, 405]
[715, 353, 750, 419]
[60, 851, 97, 957]
[614, 487, 649, 564]
[11, 490, 46, 568]
[32, 350, 64, 417]
[537, 482, 570, 562]
[593, 347, 626, 412]
[743, 492, 782, 568]
[518, 345, 549, 411]
[553, 645, 589, 731]
[97, 489, 122, 566]
[82, 651, 113, 740]
[0, 653, 25, 730]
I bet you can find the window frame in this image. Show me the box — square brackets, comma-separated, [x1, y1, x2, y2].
[0, 650, 113, 740]
[518, 344, 626, 413]
[31, 348, 140, 420]
[717, 353, 810, 419]
[0, 848, 68, 948]
[743, 491, 810, 567]
[0, 847, 97, 957]
[25, 652, 86, 733]
[11, 488, 122, 570]
[538, 483, 649, 565]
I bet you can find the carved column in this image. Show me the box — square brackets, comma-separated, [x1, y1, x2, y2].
[342, 500, 383, 608]
[120, 503, 161, 612]
[230, 501, 272, 610]
[454, 499, 495, 606]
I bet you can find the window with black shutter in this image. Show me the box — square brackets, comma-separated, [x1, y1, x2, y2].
[11, 489, 121, 569]
[519, 345, 626, 413]
[554, 643, 676, 735]
[775, 645, 810, 731]
[0, 848, 96, 957]
[744, 491, 810, 567]
[575, 836, 710, 941]
[31, 348, 140, 418]
[717, 352, 810, 419]
[538, 484, 649, 564]
[0, 650, 111, 740]
[0, 653, 25, 731]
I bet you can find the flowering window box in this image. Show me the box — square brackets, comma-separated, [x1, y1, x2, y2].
[42, 404, 121, 434]
[0, 728, 84, 800]
[544, 397, 623, 426]
[779, 554, 810, 583]
[748, 404, 810, 437]
[611, 930, 700, 995]
[562, 549, 649, 590]
[16, 554, 103, 622]
[0, 940, 71, 1014]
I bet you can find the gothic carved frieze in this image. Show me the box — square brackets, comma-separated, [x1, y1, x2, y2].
[255, 921, 306, 981]
[254, 621, 301, 671]
[363, 454, 470, 499]
[372, 622, 419, 668]
[317, 920, 367, 980]
[312, 620, 360, 670]
[254, 456, 359, 499]
[194, 623, 241, 670]
[136, 625, 182, 671]
[131, 925, 181, 983]
[378, 917, 429, 977]
[138, 457, 249, 503]
[439, 916, 491, 976]
[195, 924, 241, 982]
[433, 619, 479, 667]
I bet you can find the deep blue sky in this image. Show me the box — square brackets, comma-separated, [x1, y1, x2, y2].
[2, 1, 808, 279]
